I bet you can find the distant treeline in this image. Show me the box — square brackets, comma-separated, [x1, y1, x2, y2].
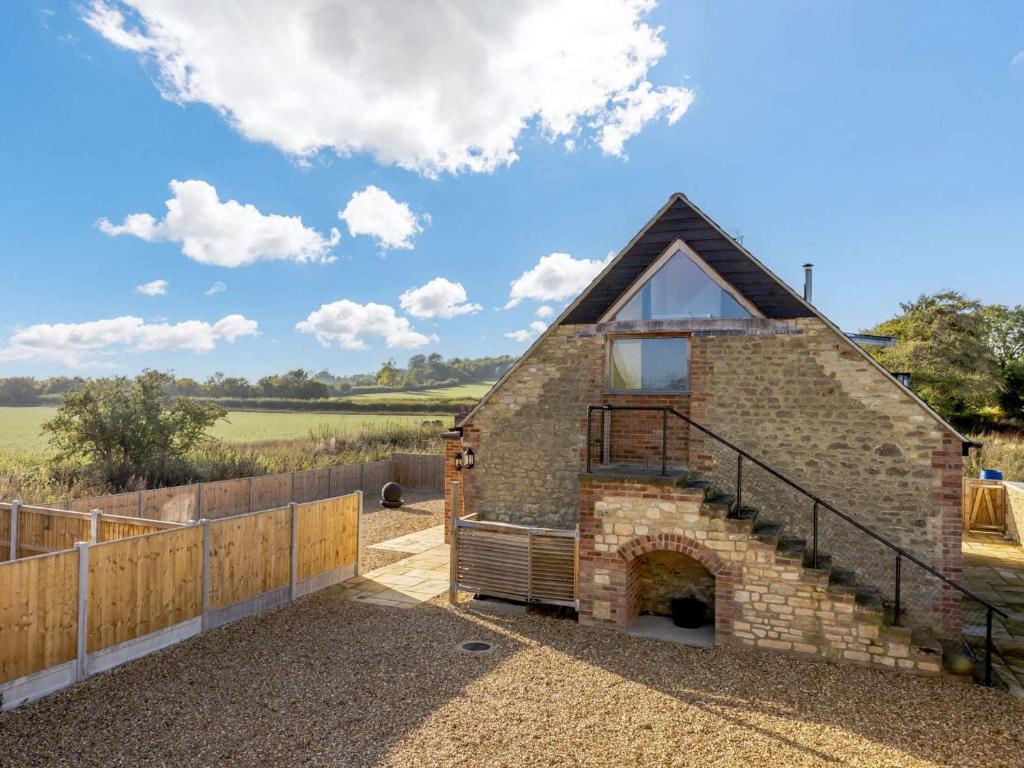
[0, 353, 514, 406]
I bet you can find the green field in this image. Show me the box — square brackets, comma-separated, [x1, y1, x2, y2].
[343, 381, 495, 402]
[0, 407, 447, 456]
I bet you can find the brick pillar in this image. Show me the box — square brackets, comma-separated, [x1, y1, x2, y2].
[688, 337, 714, 475]
[933, 435, 964, 638]
[443, 431, 463, 543]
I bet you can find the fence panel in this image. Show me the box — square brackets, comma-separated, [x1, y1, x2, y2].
[393, 453, 445, 489]
[17, 506, 90, 556]
[143, 486, 197, 523]
[252, 473, 292, 511]
[0, 549, 79, 684]
[0, 506, 10, 563]
[208, 507, 291, 611]
[963, 478, 1006, 532]
[69, 491, 140, 517]
[361, 459, 392, 493]
[296, 494, 360, 582]
[329, 464, 361, 496]
[87, 526, 203, 653]
[97, 516, 175, 543]
[200, 478, 250, 520]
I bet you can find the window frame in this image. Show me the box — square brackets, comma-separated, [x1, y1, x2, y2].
[604, 333, 692, 395]
[598, 238, 764, 324]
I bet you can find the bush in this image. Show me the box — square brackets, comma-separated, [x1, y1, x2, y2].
[42, 370, 226, 490]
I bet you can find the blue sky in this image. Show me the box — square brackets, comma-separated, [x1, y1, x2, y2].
[1, 1, 1022, 380]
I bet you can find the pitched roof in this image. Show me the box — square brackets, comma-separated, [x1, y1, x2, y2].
[459, 193, 967, 445]
[562, 194, 813, 323]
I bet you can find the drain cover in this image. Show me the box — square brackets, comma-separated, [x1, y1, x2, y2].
[458, 640, 493, 653]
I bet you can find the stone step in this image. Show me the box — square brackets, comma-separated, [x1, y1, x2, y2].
[828, 566, 858, 594]
[775, 536, 806, 563]
[802, 550, 832, 574]
[751, 520, 785, 543]
[854, 586, 886, 615]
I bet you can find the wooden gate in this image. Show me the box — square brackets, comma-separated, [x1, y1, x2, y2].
[963, 479, 1006, 532]
[448, 487, 577, 608]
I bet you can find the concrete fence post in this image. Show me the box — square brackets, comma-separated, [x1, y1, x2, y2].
[449, 481, 460, 604]
[290, 472, 297, 503]
[138, 489, 145, 518]
[75, 540, 90, 681]
[200, 519, 211, 632]
[248, 476, 254, 514]
[89, 508, 101, 544]
[197, 483, 204, 520]
[289, 501, 299, 600]
[9, 500, 20, 561]
[355, 490, 363, 577]
[359, 463, 365, 493]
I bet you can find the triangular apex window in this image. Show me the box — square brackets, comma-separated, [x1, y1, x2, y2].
[611, 245, 753, 321]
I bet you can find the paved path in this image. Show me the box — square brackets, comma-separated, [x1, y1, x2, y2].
[329, 525, 449, 607]
[962, 532, 1024, 695]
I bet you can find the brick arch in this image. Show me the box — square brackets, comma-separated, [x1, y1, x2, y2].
[616, 533, 729, 576]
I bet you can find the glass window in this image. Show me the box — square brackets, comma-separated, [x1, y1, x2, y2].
[612, 248, 751, 321]
[607, 337, 689, 392]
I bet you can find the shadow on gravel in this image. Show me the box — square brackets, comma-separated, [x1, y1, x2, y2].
[0, 597, 511, 768]
[485, 606, 1024, 768]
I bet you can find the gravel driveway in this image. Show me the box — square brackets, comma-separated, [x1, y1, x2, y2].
[2, 589, 1022, 768]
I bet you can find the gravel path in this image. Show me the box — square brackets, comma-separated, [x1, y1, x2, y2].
[2, 591, 1022, 768]
[359, 491, 443, 572]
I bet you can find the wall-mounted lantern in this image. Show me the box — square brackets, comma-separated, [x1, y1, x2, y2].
[463, 447, 475, 470]
[453, 451, 464, 471]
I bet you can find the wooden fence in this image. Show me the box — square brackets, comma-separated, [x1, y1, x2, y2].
[1, 502, 181, 563]
[963, 478, 1007, 532]
[0, 491, 361, 710]
[448, 481, 578, 608]
[15, 453, 441, 527]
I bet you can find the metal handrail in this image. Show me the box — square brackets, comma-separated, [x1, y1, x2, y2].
[586, 403, 1007, 685]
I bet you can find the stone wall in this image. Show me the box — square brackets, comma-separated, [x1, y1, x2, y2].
[688, 318, 962, 636]
[1005, 482, 1024, 547]
[458, 327, 604, 529]
[578, 476, 944, 675]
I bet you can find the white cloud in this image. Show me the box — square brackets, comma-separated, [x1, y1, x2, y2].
[0, 313, 258, 367]
[399, 278, 481, 319]
[204, 281, 226, 296]
[595, 80, 694, 157]
[338, 186, 427, 250]
[98, 179, 340, 268]
[83, 1, 694, 176]
[296, 300, 438, 350]
[504, 321, 549, 344]
[506, 252, 611, 308]
[535, 305, 555, 319]
[135, 278, 168, 296]
[1014, 51, 1024, 66]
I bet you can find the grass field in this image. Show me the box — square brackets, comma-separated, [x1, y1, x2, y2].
[0, 407, 447, 456]
[343, 381, 495, 402]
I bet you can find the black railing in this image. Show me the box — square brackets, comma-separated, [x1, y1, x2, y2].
[585, 403, 1007, 686]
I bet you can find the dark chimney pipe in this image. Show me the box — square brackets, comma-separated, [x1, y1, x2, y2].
[802, 263, 814, 303]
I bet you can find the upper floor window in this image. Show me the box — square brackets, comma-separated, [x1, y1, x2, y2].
[610, 244, 753, 321]
[607, 337, 689, 392]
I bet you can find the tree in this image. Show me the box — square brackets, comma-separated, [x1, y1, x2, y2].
[0, 377, 40, 405]
[866, 291, 1001, 418]
[376, 359, 400, 387]
[983, 304, 1024, 370]
[255, 369, 330, 399]
[43, 370, 226, 489]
